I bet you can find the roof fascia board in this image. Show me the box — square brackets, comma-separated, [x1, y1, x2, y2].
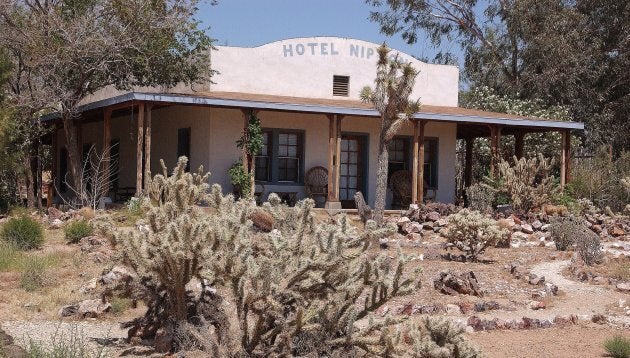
[45, 92, 584, 130]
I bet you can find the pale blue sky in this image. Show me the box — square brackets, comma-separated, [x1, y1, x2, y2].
[196, 0, 464, 66]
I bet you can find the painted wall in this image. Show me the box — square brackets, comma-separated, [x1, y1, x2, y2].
[83, 37, 459, 107]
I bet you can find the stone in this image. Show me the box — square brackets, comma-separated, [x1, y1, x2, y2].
[511, 232, 529, 242]
[425, 211, 441, 222]
[403, 221, 423, 234]
[553, 315, 578, 326]
[422, 222, 434, 230]
[50, 219, 63, 229]
[522, 317, 542, 329]
[396, 216, 411, 227]
[611, 227, 626, 237]
[540, 224, 551, 231]
[521, 224, 534, 234]
[406, 233, 422, 241]
[100, 265, 136, 286]
[592, 276, 606, 285]
[545, 283, 559, 296]
[78, 299, 111, 318]
[417, 303, 445, 315]
[591, 225, 603, 234]
[433, 270, 483, 296]
[79, 278, 98, 294]
[474, 301, 500, 312]
[532, 220, 543, 230]
[59, 304, 79, 317]
[47, 207, 64, 221]
[591, 314, 607, 324]
[529, 301, 546, 310]
[379, 238, 389, 249]
[423, 247, 442, 261]
[446, 304, 461, 315]
[458, 301, 474, 314]
[616, 282, 630, 293]
[435, 218, 449, 227]
[528, 274, 545, 286]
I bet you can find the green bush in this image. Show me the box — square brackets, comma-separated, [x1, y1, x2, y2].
[64, 220, 93, 244]
[20, 255, 49, 291]
[604, 335, 630, 358]
[0, 215, 44, 250]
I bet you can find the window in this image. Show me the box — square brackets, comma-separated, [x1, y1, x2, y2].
[333, 75, 350, 96]
[254, 131, 271, 181]
[277, 132, 300, 182]
[177, 127, 191, 171]
[388, 137, 409, 176]
[254, 129, 304, 184]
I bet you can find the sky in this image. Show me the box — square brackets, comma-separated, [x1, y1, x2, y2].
[195, 0, 464, 67]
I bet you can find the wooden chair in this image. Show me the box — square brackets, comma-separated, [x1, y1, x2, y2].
[389, 170, 412, 208]
[305, 166, 328, 207]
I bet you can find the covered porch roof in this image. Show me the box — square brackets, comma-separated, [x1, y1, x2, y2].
[52, 91, 584, 136]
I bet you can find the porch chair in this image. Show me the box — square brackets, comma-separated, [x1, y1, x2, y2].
[305, 166, 328, 207]
[389, 170, 412, 208]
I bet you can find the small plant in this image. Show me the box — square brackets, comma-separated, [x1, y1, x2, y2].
[549, 216, 580, 251]
[444, 209, 508, 261]
[64, 220, 93, 244]
[126, 197, 142, 215]
[228, 161, 251, 198]
[110, 297, 132, 315]
[0, 215, 44, 250]
[20, 255, 49, 291]
[466, 183, 495, 213]
[0, 241, 21, 271]
[604, 335, 630, 358]
[575, 227, 602, 266]
[24, 324, 108, 358]
[408, 316, 482, 357]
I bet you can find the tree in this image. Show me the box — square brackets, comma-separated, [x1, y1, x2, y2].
[361, 44, 419, 224]
[236, 112, 263, 199]
[0, 0, 215, 194]
[367, 0, 630, 153]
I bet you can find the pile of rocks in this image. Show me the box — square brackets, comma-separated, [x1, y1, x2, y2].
[45, 206, 95, 228]
[583, 211, 629, 238]
[59, 299, 111, 318]
[434, 270, 483, 297]
[467, 314, 578, 331]
[507, 262, 559, 297]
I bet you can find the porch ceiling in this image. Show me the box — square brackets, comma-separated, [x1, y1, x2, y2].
[44, 91, 584, 131]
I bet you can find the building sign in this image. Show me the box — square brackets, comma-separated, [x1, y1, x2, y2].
[282, 41, 409, 63]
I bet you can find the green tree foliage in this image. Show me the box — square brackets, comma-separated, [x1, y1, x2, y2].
[368, 0, 630, 153]
[105, 157, 424, 355]
[361, 44, 420, 224]
[0, 0, 215, 191]
[236, 112, 263, 198]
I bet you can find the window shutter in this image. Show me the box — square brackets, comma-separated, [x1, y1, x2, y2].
[333, 75, 350, 97]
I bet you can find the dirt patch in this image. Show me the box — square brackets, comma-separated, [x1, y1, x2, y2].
[470, 323, 630, 358]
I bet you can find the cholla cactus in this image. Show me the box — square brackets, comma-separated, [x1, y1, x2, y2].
[494, 154, 560, 212]
[444, 209, 508, 261]
[406, 317, 482, 358]
[113, 157, 214, 322]
[622, 176, 630, 195]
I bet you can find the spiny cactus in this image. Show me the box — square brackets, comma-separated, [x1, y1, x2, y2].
[406, 317, 483, 358]
[444, 209, 508, 261]
[106, 156, 423, 355]
[492, 154, 560, 212]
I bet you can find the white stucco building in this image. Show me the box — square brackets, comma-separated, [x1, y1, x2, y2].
[48, 37, 583, 209]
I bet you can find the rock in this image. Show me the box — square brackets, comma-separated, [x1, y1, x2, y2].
[403, 221, 423, 234]
[522, 317, 542, 329]
[79, 278, 98, 294]
[433, 270, 483, 296]
[529, 301, 546, 310]
[458, 301, 474, 314]
[553, 315, 578, 326]
[591, 225, 603, 234]
[532, 220, 543, 230]
[424, 247, 442, 261]
[611, 227, 626, 237]
[100, 265, 136, 286]
[592, 276, 606, 285]
[406, 233, 423, 242]
[528, 274, 545, 286]
[78, 299, 111, 318]
[591, 314, 607, 324]
[521, 224, 534, 234]
[446, 304, 461, 315]
[540, 224, 551, 231]
[545, 283, 559, 296]
[416, 303, 445, 315]
[422, 222, 434, 230]
[396, 216, 411, 227]
[59, 304, 79, 317]
[47, 207, 64, 221]
[474, 301, 500, 312]
[435, 218, 449, 227]
[616, 282, 630, 293]
[49, 219, 63, 229]
[511, 232, 529, 242]
[425, 211, 441, 222]
[399, 303, 414, 315]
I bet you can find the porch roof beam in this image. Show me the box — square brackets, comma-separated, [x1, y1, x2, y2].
[42, 92, 585, 130]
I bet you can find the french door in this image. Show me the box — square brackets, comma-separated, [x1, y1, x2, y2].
[339, 135, 365, 208]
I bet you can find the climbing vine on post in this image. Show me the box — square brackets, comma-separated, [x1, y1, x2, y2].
[236, 112, 263, 199]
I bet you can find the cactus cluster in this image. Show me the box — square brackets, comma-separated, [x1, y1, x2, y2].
[107, 157, 425, 356]
[444, 209, 508, 261]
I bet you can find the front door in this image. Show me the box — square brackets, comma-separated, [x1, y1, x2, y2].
[339, 135, 365, 208]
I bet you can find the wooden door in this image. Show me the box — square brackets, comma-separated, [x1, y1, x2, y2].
[339, 135, 364, 208]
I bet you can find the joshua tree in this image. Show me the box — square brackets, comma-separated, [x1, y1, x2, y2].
[361, 44, 420, 224]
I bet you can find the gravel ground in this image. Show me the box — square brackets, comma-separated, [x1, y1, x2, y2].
[1, 320, 129, 356]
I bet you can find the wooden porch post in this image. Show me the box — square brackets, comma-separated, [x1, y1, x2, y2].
[411, 120, 419, 204]
[417, 120, 426, 203]
[334, 115, 343, 201]
[136, 102, 145, 197]
[326, 114, 336, 202]
[514, 132, 525, 159]
[49, 126, 58, 208]
[489, 124, 501, 177]
[464, 137, 474, 188]
[560, 129, 571, 189]
[102, 108, 112, 197]
[144, 104, 153, 190]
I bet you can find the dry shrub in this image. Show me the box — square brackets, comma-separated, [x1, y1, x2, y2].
[550, 216, 601, 265]
[444, 209, 508, 261]
[466, 183, 495, 213]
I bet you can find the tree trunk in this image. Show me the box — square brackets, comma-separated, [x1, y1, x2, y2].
[373, 138, 390, 225]
[24, 153, 35, 208]
[62, 113, 82, 196]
